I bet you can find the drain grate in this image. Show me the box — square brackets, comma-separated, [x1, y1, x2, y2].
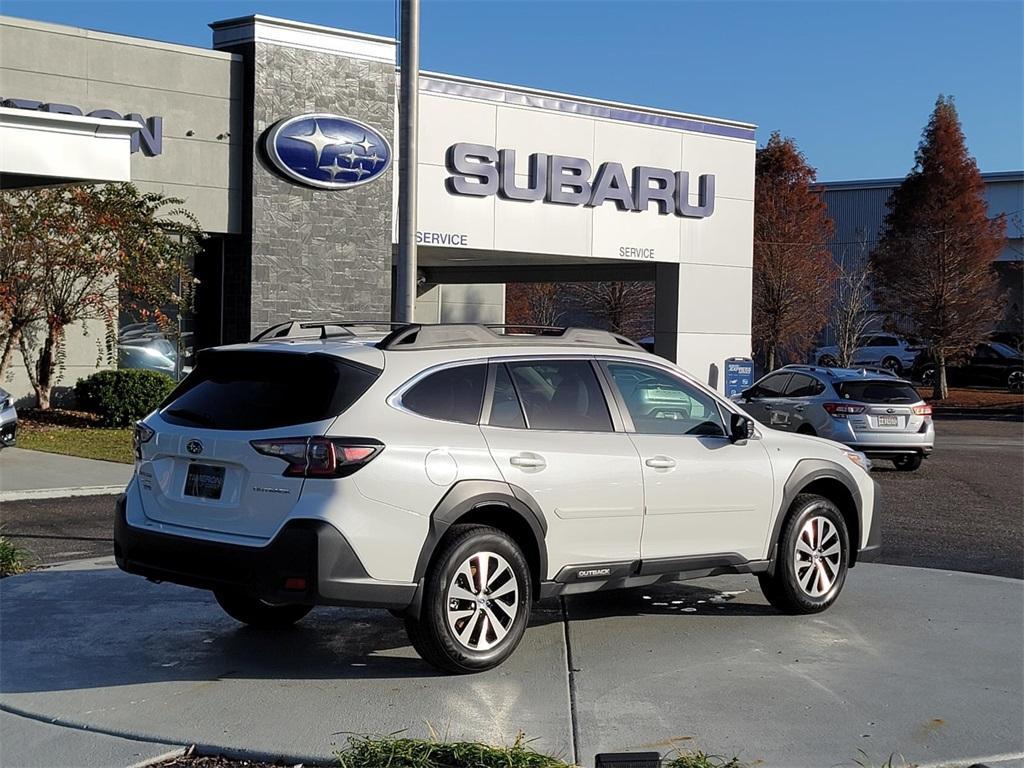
[594, 752, 662, 768]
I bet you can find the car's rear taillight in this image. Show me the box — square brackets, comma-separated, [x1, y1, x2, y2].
[133, 421, 155, 459]
[823, 402, 866, 418]
[251, 437, 383, 477]
[912, 404, 932, 416]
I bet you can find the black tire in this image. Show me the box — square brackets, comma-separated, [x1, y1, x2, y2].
[1008, 370, 1023, 394]
[759, 494, 850, 614]
[892, 454, 923, 472]
[214, 589, 313, 628]
[881, 356, 902, 375]
[919, 366, 936, 387]
[405, 524, 531, 674]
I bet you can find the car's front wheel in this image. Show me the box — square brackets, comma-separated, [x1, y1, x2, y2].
[881, 356, 902, 374]
[214, 590, 313, 628]
[759, 494, 850, 614]
[405, 525, 531, 674]
[1008, 370, 1023, 394]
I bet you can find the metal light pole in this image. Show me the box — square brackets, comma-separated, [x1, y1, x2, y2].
[395, 0, 420, 323]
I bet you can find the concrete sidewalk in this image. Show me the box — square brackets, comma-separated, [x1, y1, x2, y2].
[1, 559, 1021, 768]
[0, 448, 132, 501]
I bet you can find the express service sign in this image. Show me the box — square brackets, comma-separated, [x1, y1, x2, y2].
[264, 114, 392, 190]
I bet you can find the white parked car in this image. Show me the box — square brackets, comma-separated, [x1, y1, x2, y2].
[812, 335, 921, 374]
[116, 322, 880, 673]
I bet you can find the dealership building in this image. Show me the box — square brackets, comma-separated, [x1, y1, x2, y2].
[0, 13, 757, 400]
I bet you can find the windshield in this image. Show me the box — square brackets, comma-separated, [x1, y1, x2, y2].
[988, 342, 1021, 358]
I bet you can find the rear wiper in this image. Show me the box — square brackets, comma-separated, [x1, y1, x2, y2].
[164, 407, 215, 427]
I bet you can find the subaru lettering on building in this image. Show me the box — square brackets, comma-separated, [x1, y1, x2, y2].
[445, 142, 715, 218]
[264, 113, 392, 190]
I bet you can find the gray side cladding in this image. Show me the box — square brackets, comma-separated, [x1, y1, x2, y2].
[249, 42, 395, 337]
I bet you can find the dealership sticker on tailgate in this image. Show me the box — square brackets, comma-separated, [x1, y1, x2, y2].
[184, 464, 225, 500]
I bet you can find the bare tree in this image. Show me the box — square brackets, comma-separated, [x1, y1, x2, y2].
[832, 236, 875, 368]
[566, 281, 655, 339]
[505, 283, 567, 327]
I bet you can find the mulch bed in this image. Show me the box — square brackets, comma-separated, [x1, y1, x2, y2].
[18, 407, 104, 429]
[155, 749, 312, 768]
[918, 387, 1024, 412]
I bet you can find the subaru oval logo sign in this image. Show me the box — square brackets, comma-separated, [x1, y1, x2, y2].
[186, 439, 203, 455]
[264, 113, 392, 190]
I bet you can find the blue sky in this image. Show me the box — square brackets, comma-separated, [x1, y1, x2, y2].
[4, 0, 1022, 181]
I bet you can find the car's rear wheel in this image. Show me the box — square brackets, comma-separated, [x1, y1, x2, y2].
[1008, 370, 1023, 394]
[405, 525, 531, 674]
[892, 454, 923, 472]
[214, 590, 313, 628]
[759, 494, 849, 614]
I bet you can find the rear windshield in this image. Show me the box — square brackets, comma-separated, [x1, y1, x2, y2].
[833, 380, 920, 404]
[160, 350, 380, 430]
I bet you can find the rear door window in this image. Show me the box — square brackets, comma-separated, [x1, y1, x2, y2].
[402, 364, 486, 424]
[506, 360, 612, 432]
[785, 373, 824, 398]
[834, 380, 920, 404]
[488, 363, 527, 429]
[161, 350, 380, 430]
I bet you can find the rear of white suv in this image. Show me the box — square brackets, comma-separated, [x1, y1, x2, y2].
[117, 324, 880, 674]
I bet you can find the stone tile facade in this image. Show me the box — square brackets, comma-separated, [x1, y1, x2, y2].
[247, 42, 395, 337]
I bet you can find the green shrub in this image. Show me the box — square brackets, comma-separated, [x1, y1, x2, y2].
[75, 369, 175, 427]
[0, 536, 28, 577]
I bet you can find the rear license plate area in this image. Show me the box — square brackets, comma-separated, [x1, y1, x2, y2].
[877, 415, 900, 427]
[185, 463, 225, 499]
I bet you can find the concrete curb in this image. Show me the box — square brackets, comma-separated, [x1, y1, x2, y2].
[0, 485, 125, 502]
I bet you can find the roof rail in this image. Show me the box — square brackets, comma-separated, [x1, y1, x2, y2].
[251, 320, 407, 342]
[782, 364, 838, 377]
[376, 323, 644, 351]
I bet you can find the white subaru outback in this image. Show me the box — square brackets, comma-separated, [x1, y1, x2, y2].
[115, 322, 880, 674]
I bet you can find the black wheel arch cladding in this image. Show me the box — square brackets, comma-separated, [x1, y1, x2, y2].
[413, 480, 548, 593]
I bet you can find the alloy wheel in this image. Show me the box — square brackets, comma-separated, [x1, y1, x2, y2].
[1009, 370, 1023, 394]
[794, 516, 843, 598]
[445, 551, 519, 651]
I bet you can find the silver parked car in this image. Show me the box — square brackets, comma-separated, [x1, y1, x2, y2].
[0, 387, 17, 449]
[812, 335, 921, 375]
[733, 365, 934, 471]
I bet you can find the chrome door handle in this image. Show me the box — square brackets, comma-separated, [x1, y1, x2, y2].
[763, 404, 775, 411]
[645, 456, 676, 469]
[510, 453, 546, 469]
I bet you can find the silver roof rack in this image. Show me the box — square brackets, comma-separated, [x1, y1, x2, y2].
[252, 320, 407, 342]
[377, 323, 644, 351]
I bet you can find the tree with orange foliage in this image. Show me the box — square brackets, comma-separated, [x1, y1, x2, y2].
[753, 132, 836, 371]
[0, 184, 202, 408]
[871, 96, 1005, 400]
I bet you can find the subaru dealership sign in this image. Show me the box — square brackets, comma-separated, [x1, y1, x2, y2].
[445, 142, 715, 218]
[264, 114, 392, 190]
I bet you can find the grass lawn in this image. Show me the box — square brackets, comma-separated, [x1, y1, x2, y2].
[17, 409, 133, 464]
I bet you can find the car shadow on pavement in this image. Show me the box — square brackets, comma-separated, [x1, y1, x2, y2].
[0, 567, 778, 693]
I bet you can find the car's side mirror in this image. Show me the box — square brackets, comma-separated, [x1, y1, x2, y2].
[739, 388, 754, 401]
[730, 413, 755, 442]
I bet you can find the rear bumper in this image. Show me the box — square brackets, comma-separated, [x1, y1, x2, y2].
[851, 444, 933, 459]
[114, 494, 416, 610]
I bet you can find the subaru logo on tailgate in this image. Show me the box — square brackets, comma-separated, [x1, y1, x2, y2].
[264, 113, 392, 190]
[186, 439, 203, 455]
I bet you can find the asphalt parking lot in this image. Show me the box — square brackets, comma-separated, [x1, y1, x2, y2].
[4, 416, 1022, 577]
[1, 416, 1021, 767]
